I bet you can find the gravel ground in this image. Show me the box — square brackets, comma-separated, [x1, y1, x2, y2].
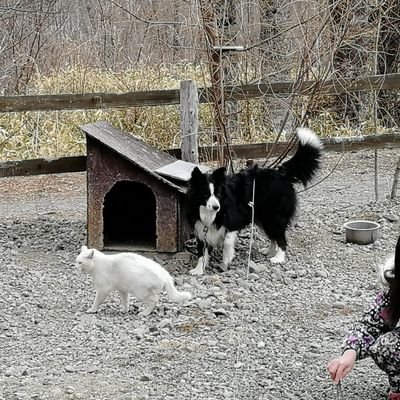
[0, 147, 400, 400]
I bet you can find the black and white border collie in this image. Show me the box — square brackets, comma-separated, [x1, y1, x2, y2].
[186, 128, 323, 275]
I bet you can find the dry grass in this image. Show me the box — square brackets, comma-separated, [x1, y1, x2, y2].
[0, 64, 213, 160]
[0, 64, 392, 161]
[4, 63, 240, 160]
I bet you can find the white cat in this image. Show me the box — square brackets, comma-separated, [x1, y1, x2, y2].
[76, 246, 192, 316]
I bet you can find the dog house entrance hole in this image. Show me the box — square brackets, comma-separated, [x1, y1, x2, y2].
[103, 181, 156, 250]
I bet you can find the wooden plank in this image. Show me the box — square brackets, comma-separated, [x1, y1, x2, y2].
[1, 73, 399, 113]
[322, 133, 400, 152]
[168, 133, 400, 160]
[180, 80, 199, 164]
[1, 133, 399, 178]
[218, 73, 400, 101]
[0, 89, 181, 112]
[81, 121, 176, 172]
[155, 160, 210, 182]
[81, 121, 186, 193]
[0, 155, 86, 178]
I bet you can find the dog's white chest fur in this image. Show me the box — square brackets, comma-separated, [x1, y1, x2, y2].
[195, 208, 226, 248]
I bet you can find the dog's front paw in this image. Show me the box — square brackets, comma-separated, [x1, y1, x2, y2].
[190, 258, 206, 275]
[269, 248, 285, 264]
[270, 254, 285, 264]
[190, 265, 204, 275]
[219, 262, 229, 272]
[264, 242, 278, 258]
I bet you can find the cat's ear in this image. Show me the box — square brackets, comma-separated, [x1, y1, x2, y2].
[87, 249, 95, 259]
[81, 245, 88, 251]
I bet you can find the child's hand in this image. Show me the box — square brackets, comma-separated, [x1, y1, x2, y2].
[327, 349, 357, 384]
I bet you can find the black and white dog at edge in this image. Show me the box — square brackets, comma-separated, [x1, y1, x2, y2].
[186, 127, 323, 275]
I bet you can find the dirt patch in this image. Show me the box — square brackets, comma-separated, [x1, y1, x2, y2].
[0, 148, 399, 400]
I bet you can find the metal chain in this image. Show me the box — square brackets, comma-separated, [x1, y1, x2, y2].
[202, 225, 208, 271]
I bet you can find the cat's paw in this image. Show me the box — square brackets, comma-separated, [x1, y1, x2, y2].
[86, 308, 98, 314]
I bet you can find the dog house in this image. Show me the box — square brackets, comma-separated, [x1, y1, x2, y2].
[80, 121, 194, 253]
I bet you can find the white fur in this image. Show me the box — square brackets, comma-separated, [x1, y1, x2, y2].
[221, 231, 238, 271]
[190, 250, 209, 275]
[266, 240, 278, 257]
[194, 220, 226, 247]
[199, 206, 218, 228]
[378, 254, 395, 287]
[270, 247, 285, 264]
[297, 127, 323, 149]
[205, 183, 220, 213]
[190, 184, 227, 275]
[198, 184, 220, 229]
[76, 246, 191, 316]
[191, 219, 227, 275]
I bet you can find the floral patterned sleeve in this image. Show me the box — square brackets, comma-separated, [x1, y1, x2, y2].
[341, 290, 392, 360]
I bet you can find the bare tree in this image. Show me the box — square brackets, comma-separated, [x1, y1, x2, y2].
[0, 0, 66, 93]
[0, 0, 399, 159]
[376, 0, 400, 126]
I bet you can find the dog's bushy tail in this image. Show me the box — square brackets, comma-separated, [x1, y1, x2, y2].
[280, 127, 323, 186]
[164, 276, 192, 303]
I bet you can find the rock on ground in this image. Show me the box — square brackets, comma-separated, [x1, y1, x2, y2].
[0, 148, 399, 400]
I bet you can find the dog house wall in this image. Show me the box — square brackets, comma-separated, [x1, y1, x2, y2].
[84, 125, 190, 253]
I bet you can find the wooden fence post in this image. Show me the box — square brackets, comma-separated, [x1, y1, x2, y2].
[180, 80, 199, 164]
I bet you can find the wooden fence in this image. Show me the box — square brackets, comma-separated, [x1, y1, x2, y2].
[0, 133, 399, 178]
[1, 73, 400, 113]
[0, 73, 399, 178]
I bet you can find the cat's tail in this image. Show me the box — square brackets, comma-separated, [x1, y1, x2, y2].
[164, 276, 192, 303]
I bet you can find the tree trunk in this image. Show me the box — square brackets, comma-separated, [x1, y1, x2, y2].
[258, 0, 293, 134]
[199, 0, 225, 165]
[329, 0, 370, 128]
[377, 0, 400, 127]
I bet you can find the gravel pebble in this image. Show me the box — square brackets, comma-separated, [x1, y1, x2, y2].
[0, 149, 399, 400]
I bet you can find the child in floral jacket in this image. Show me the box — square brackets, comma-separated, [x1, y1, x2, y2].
[327, 234, 400, 400]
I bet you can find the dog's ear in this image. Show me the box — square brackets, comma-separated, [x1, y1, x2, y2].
[190, 166, 204, 182]
[212, 167, 226, 183]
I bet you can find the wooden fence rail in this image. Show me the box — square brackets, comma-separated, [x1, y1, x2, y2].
[0, 73, 399, 113]
[1, 133, 399, 178]
[0, 72, 399, 179]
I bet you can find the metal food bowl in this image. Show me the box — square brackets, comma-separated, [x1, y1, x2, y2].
[344, 220, 380, 245]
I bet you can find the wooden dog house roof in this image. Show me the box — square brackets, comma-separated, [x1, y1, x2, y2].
[80, 121, 187, 193]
